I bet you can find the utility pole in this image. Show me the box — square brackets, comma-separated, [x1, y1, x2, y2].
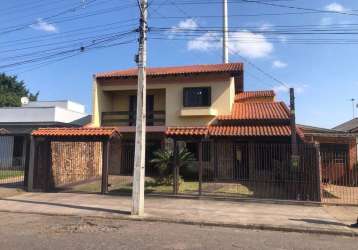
[290, 88, 298, 157]
[132, 0, 147, 216]
[223, 0, 229, 63]
[350, 98, 356, 118]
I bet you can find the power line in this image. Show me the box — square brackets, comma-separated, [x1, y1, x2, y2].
[0, 0, 101, 35]
[0, 29, 137, 62]
[8, 39, 137, 75]
[0, 30, 137, 70]
[238, 0, 358, 17]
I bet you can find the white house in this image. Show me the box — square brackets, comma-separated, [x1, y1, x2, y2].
[0, 100, 89, 169]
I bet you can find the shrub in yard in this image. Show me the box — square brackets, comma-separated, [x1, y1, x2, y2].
[150, 148, 195, 185]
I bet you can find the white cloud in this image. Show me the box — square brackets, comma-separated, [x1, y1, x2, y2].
[169, 18, 197, 38]
[272, 60, 287, 69]
[324, 3, 347, 12]
[187, 30, 274, 59]
[228, 31, 273, 58]
[187, 32, 220, 51]
[274, 84, 308, 95]
[30, 18, 58, 33]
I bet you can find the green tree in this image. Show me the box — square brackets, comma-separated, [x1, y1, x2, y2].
[0, 73, 38, 107]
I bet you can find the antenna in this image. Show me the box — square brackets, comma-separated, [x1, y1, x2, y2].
[350, 98, 356, 118]
[20, 96, 29, 106]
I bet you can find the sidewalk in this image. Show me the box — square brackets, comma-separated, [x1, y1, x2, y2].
[0, 192, 357, 236]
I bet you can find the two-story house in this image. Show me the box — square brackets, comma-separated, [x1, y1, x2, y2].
[92, 63, 298, 181]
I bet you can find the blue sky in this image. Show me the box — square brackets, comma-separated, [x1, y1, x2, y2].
[1, 0, 358, 128]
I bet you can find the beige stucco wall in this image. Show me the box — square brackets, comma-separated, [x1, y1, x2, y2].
[92, 74, 235, 127]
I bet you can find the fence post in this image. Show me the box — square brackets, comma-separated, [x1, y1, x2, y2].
[23, 135, 31, 188]
[173, 139, 179, 194]
[41, 138, 52, 192]
[198, 140, 203, 196]
[314, 142, 322, 202]
[213, 140, 218, 180]
[101, 139, 110, 194]
[27, 136, 36, 192]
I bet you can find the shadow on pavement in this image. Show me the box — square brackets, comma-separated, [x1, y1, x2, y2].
[0, 198, 131, 215]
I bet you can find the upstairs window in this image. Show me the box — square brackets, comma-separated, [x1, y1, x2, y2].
[183, 87, 211, 107]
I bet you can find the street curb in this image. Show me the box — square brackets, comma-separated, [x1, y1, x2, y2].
[0, 209, 356, 237]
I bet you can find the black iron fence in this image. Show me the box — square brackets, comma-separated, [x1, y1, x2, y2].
[105, 140, 323, 201]
[27, 136, 358, 205]
[197, 142, 320, 201]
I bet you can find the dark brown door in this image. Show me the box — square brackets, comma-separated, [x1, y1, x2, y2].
[128, 95, 154, 126]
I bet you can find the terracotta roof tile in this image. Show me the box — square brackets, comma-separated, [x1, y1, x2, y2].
[32, 127, 120, 137]
[166, 127, 208, 136]
[218, 102, 290, 121]
[208, 125, 291, 137]
[235, 90, 275, 103]
[165, 125, 300, 137]
[95, 63, 243, 79]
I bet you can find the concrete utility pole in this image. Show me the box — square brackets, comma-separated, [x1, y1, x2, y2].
[290, 88, 298, 156]
[132, 0, 147, 216]
[223, 0, 229, 63]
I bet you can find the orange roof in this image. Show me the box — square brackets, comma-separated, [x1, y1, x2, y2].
[166, 127, 208, 136]
[32, 127, 120, 137]
[95, 63, 243, 79]
[166, 125, 298, 137]
[217, 102, 290, 121]
[235, 90, 275, 102]
[208, 125, 291, 137]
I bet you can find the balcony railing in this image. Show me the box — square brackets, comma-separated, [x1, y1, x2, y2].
[101, 110, 165, 126]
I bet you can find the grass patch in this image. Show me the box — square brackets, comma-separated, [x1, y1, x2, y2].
[0, 170, 23, 180]
[69, 176, 200, 195]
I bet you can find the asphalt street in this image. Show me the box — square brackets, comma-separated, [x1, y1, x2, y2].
[0, 212, 356, 250]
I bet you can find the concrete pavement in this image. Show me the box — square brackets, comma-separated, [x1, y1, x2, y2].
[0, 192, 357, 236]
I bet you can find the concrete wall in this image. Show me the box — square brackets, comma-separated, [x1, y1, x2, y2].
[92, 74, 235, 127]
[23, 101, 85, 113]
[0, 107, 86, 124]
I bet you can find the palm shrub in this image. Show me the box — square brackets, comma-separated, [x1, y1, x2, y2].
[150, 147, 195, 185]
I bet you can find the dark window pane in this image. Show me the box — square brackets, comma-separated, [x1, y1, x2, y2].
[183, 87, 211, 107]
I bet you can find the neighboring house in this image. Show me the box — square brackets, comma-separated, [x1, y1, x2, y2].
[334, 118, 358, 133]
[92, 63, 302, 181]
[298, 124, 357, 183]
[0, 100, 89, 170]
[334, 118, 358, 161]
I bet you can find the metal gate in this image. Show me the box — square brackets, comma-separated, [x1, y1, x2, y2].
[320, 144, 358, 205]
[200, 142, 321, 201]
[0, 135, 27, 188]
